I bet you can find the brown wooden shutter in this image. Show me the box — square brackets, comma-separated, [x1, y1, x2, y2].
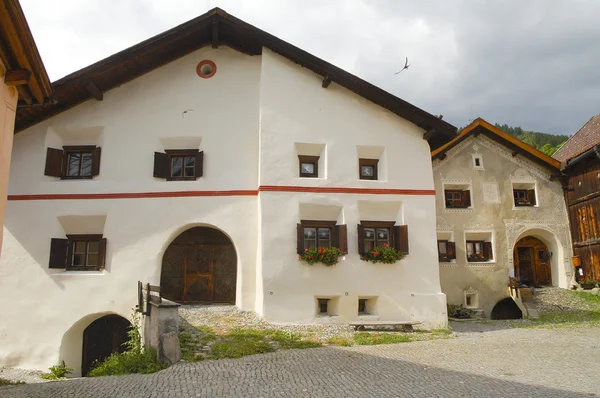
[153, 152, 170, 178]
[394, 225, 409, 254]
[483, 241, 493, 260]
[296, 224, 304, 255]
[462, 190, 471, 207]
[44, 148, 63, 177]
[98, 238, 107, 270]
[195, 151, 204, 179]
[49, 238, 68, 268]
[447, 241, 456, 259]
[336, 224, 348, 254]
[527, 189, 536, 205]
[357, 224, 365, 255]
[91, 147, 101, 177]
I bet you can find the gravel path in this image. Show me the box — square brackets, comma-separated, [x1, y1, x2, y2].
[533, 286, 599, 313]
[0, 368, 45, 385]
[1, 326, 598, 397]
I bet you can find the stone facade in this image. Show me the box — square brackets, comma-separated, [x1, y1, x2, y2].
[433, 133, 573, 317]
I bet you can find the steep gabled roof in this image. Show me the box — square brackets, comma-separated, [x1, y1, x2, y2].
[553, 114, 600, 162]
[14, 7, 457, 149]
[0, 0, 52, 105]
[431, 118, 562, 172]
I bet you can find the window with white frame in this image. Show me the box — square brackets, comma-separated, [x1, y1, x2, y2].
[511, 182, 537, 207]
[443, 184, 472, 209]
[464, 232, 494, 262]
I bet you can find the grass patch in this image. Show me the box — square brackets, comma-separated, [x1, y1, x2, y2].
[572, 290, 600, 305]
[430, 328, 453, 336]
[41, 361, 73, 380]
[327, 336, 354, 346]
[211, 329, 276, 359]
[0, 377, 25, 386]
[87, 347, 165, 377]
[268, 330, 322, 349]
[353, 332, 413, 345]
[88, 312, 166, 377]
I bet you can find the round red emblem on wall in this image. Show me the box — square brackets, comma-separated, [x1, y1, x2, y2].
[196, 60, 217, 79]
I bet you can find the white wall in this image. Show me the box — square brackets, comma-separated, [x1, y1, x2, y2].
[257, 49, 446, 328]
[0, 47, 260, 374]
[1, 45, 448, 374]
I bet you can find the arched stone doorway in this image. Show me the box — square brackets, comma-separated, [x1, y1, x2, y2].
[514, 236, 551, 286]
[160, 226, 237, 304]
[491, 298, 523, 320]
[82, 314, 130, 376]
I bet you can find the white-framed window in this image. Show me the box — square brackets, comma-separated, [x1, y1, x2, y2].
[442, 183, 473, 210]
[511, 182, 538, 208]
[472, 154, 484, 170]
[464, 231, 494, 263]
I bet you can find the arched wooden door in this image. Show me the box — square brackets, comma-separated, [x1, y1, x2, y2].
[514, 236, 551, 286]
[82, 315, 130, 376]
[160, 227, 237, 304]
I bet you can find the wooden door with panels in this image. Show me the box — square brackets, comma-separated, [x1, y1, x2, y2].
[514, 236, 551, 286]
[161, 227, 237, 304]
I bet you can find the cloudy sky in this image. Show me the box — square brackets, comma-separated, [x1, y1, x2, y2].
[20, 0, 600, 135]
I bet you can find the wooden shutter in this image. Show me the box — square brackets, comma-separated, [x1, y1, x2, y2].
[483, 241, 493, 260]
[153, 152, 170, 178]
[98, 238, 107, 270]
[91, 147, 101, 177]
[357, 224, 365, 255]
[296, 224, 304, 255]
[195, 151, 204, 179]
[462, 190, 471, 207]
[527, 189, 536, 205]
[335, 224, 348, 254]
[447, 241, 456, 259]
[394, 225, 409, 255]
[44, 148, 63, 177]
[49, 238, 68, 268]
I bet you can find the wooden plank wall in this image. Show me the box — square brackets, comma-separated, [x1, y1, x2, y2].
[565, 161, 600, 280]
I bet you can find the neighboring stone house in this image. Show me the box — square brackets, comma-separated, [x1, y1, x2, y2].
[431, 118, 573, 318]
[0, 8, 457, 375]
[0, 0, 52, 256]
[554, 115, 600, 282]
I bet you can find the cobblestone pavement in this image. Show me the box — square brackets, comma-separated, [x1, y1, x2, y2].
[1, 326, 599, 398]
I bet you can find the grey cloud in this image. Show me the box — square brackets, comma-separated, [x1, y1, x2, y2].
[20, 0, 600, 134]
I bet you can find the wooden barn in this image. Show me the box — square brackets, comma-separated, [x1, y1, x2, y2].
[554, 115, 600, 281]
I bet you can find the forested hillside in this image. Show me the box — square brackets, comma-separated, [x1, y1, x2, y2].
[494, 123, 569, 156]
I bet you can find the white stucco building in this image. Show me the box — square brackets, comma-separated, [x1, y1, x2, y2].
[0, 8, 457, 375]
[431, 119, 573, 318]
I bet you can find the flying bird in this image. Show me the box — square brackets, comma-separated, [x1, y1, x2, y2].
[395, 57, 410, 74]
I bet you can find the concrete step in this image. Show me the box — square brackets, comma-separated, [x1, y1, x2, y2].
[523, 302, 539, 319]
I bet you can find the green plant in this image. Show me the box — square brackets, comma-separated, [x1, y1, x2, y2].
[87, 311, 165, 377]
[299, 247, 343, 266]
[353, 332, 413, 345]
[579, 277, 598, 286]
[447, 304, 476, 319]
[326, 336, 354, 346]
[211, 329, 276, 359]
[40, 360, 73, 380]
[268, 330, 321, 349]
[361, 243, 405, 264]
[0, 377, 25, 386]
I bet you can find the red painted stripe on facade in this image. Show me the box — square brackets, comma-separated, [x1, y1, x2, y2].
[7, 186, 435, 201]
[7, 190, 259, 201]
[259, 186, 436, 195]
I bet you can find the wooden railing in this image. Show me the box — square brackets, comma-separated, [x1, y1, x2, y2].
[136, 281, 162, 315]
[508, 277, 520, 298]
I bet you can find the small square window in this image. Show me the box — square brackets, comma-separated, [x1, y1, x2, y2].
[444, 189, 471, 208]
[472, 155, 484, 170]
[358, 299, 368, 314]
[359, 158, 378, 180]
[513, 189, 536, 206]
[298, 155, 319, 178]
[160, 149, 202, 181]
[66, 235, 105, 270]
[317, 298, 329, 314]
[60, 146, 100, 179]
[301, 221, 334, 250]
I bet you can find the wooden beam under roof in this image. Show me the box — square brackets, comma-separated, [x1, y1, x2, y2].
[4, 68, 31, 85]
[322, 75, 332, 88]
[211, 20, 219, 48]
[423, 128, 435, 140]
[82, 80, 103, 101]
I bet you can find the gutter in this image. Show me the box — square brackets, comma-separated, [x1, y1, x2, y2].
[564, 145, 600, 170]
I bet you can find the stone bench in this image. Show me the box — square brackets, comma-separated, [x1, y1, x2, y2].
[349, 320, 422, 332]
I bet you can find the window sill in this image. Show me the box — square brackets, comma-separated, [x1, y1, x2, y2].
[512, 205, 539, 210]
[51, 270, 106, 276]
[443, 207, 474, 212]
[465, 261, 497, 267]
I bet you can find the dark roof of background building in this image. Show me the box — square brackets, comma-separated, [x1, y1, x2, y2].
[13, 7, 457, 149]
[553, 114, 600, 162]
